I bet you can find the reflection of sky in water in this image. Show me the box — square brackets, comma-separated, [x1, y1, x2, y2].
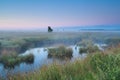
[71, 45, 87, 62]
[0, 44, 105, 78]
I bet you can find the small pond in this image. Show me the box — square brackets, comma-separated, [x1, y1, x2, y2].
[0, 44, 106, 78]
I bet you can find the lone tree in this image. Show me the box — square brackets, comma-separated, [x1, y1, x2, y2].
[48, 26, 53, 32]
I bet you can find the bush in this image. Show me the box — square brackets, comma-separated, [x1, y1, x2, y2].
[48, 45, 73, 59]
[79, 45, 100, 54]
[20, 54, 34, 64]
[0, 53, 34, 69]
[77, 39, 94, 47]
[79, 47, 87, 53]
[106, 38, 120, 46]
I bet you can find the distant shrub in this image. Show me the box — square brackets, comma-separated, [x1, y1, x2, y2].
[77, 39, 94, 47]
[48, 26, 53, 32]
[48, 45, 73, 59]
[78, 39, 100, 54]
[79, 45, 100, 54]
[106, 38, 120, 46]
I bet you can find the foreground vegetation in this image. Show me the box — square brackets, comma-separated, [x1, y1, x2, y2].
[6, 45, 120, 80]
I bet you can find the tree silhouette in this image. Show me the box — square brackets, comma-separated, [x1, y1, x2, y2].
[48, 26, 53, 32]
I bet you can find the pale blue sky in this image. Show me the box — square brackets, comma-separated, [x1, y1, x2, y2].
[0, 0, 120, 30]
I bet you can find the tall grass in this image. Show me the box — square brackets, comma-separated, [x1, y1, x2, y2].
[7, 46, 120, 80]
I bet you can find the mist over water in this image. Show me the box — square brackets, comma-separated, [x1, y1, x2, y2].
[31, 25, 120, 32]
[0, 25, 120, 32]
[52, 25, 120, 32]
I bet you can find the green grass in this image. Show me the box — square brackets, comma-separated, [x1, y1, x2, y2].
[0, 53, 34, 69]
[7, 46, 120, 80]
[0, 32, 120, 79]
[48, 45, 73, 59]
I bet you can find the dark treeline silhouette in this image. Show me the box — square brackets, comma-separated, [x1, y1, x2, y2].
[48, 26, 53, 32]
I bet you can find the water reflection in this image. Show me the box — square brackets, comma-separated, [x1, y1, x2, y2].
[0, 44, 105, 78]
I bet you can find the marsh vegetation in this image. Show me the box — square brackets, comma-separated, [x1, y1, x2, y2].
[0, 32, 120, 79]
[7, 46, 120, 80]
[0, 53, 34, 68]
[78, 40, 100, 54]
[48, 45, 73, 59]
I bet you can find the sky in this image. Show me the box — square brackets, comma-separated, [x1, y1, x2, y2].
[0, 0, 120, 30]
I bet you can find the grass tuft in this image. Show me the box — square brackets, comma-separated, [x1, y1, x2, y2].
[48, 45, 73, 59]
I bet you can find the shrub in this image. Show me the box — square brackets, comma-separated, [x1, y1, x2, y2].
[0, 53, 34, 69]
[48, 45, 73, 59]
[79, 45, 100, 54]
[20, 54, 34, 64]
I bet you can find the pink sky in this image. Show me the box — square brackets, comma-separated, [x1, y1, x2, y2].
[0, 0, 120, 30]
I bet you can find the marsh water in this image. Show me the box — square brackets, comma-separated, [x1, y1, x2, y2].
[0, 44, 105, 78]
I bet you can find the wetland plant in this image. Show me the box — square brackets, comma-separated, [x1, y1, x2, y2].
[48, 45, 73, 59]
[79, 45, 100, 54]
[0, 53, 34, 69]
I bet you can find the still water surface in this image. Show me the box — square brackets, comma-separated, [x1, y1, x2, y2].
[0, 44, 106, 78]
